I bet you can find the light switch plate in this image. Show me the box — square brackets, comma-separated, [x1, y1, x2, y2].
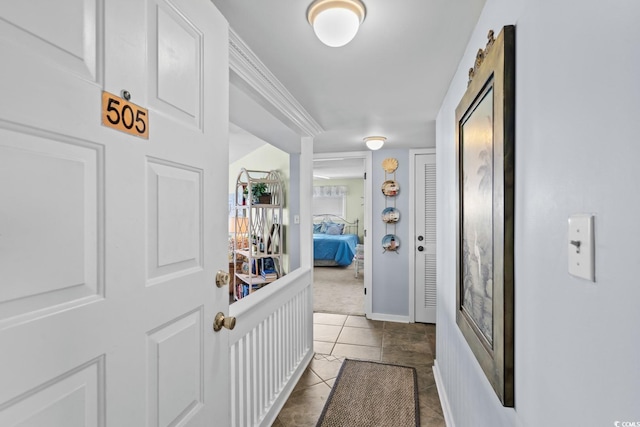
[568, 214, 595, 281]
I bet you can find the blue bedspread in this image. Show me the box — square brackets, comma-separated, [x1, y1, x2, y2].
[313, 233, 359, 266]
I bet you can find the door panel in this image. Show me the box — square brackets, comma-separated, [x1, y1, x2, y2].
[0, 129, 103, 321]
[0, 356, 105, 427]
[149, 0, 203, 128]
[147, 159, 202, 283]
[0, 0, 101, 81]
[147, 309, 204, 426]
[415, 153, 437, 323]
[0, 1, 229, 426]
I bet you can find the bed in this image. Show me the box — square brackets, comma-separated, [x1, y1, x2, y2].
[313, 214, 359, 266]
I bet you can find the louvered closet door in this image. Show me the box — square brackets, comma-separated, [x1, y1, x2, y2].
[415, 153, 436, 323]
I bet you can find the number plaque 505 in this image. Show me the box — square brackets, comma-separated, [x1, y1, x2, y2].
[101, 91, 149, 139]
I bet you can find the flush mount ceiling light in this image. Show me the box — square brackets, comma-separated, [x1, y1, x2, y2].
[364, 136, 386, 150]
[307, 0, 366, 47]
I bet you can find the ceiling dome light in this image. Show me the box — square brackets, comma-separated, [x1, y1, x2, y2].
[307, 0, 366, 47]
[364, 136, 386, 150]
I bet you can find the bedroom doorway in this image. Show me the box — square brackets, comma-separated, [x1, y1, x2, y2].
[312, 152, 372, 317]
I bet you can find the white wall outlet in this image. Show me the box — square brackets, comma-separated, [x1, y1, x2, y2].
[568, 214, 595, 281]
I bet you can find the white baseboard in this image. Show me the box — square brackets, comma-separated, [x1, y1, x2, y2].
[368, 312, 410, 323]
[433, 360, 455, 427]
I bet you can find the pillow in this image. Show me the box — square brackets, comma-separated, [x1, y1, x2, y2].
[325, 223, 345, 235]
[313, 223, 323, 233]
[319, 220, 333, 233]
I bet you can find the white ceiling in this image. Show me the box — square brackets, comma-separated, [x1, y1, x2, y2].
[213, 0, 486, 154]
[229, 123, 267, 163]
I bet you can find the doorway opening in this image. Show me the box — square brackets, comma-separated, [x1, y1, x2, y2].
[227, 123, 292, 304]
[312, 153, 369, 316]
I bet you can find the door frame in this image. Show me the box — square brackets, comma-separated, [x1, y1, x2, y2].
[312, 150, 373, 317]
[225, 27, 320, 425]
[409, 148, 436, 322]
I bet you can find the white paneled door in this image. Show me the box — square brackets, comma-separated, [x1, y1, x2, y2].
[414, 153, 437, 323]
[0, 1, 230, 426]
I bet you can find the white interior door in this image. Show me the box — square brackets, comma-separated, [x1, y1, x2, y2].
[414, 152, 437, 323]
[0, 1, 230, 425]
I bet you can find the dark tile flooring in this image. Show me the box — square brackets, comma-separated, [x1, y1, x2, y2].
[273, 313, 445, 426]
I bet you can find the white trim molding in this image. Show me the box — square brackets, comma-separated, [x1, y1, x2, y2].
[229, 29, 324, 138]
[433, 360, 455, 427]
[368, 313, 410, 323]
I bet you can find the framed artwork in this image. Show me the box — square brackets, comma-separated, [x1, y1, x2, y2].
[455, 25, 515, 407]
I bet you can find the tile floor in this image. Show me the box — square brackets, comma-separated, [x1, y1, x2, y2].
[273, 313, 445, 426]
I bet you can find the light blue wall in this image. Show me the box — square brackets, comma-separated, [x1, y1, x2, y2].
[371, 148, 410, 317]
[436, 0, 640, 425]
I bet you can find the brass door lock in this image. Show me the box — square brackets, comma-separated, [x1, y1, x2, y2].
[215, 270, 230, 288]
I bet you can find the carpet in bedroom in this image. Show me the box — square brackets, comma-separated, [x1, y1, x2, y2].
[313, 264, 364, 315]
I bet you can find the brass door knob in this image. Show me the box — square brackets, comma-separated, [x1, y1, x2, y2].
[213, 312, 236, 332]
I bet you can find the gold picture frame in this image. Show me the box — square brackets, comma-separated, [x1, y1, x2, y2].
[455, 25, 515, 407]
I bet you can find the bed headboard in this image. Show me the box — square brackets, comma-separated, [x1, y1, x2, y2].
[313, 214, 359, 236]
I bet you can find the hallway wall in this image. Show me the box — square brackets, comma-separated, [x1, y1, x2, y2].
[435, 0, 640, 425]
[371, 148, 410, 319]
